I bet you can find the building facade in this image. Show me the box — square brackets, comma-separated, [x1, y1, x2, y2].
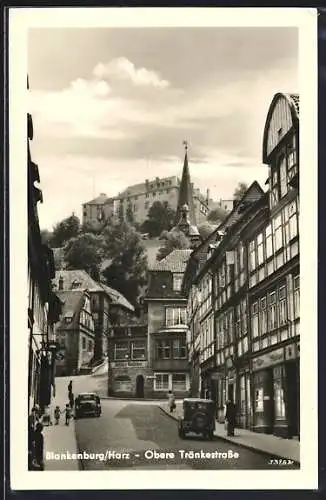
[53, 270, 135, 364]
[183, 93, 300, 439]
[28, 85, 62, 414]
[55, 290, 95, 376]
[82, 174, 211, 228]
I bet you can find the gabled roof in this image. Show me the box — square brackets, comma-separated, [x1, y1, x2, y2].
[149, 249, 192, 273]
[53, 269, 134, 311]
[56, 290, 85, 330]
[100, 283, 135, 312]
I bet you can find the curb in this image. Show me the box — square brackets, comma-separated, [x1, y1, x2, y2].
[159, 407, 300, 466]
[100, 396, 169, 402]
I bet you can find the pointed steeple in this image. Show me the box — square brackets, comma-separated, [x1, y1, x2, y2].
[175, 141, 197, 227]
[172, 141, 201, 247]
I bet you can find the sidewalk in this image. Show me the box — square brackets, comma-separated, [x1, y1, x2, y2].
[159, 402, 300, 464]
[43, 377, 80, 470]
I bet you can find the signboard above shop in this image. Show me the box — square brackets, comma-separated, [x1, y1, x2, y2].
[252, 347, 284, 372]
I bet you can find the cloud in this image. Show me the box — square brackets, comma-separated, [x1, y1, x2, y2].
[93, 57, 170, 89]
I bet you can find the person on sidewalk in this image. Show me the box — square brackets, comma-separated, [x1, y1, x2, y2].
[68, 380, 73, 394]
[33, 423, 44, 471]
[65, 404, 72, 425]
[69, 391, 74, 409]
[167, 390, 176, 413]
[54, 406, 61, 425]
[225, 399, 236, 437]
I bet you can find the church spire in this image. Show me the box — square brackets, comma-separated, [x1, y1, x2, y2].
[173, 141, 201, 247]
[174, 140, 197, 227]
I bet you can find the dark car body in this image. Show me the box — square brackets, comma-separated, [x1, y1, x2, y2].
[75, 393, 101, 419]
[178, 398, 215, 440]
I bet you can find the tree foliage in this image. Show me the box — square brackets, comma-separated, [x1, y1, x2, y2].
[126, 200, 134, 225]
[157, 229, 191, 261]
[141, 201, 176, 238]
[198, 223, 218, 241]
[207, 207, 228, 224]
[101, 221, 148, 305]
[233, 182, 248, 200]
[50, 214, 81, 247]
[64, 232, 105, 281]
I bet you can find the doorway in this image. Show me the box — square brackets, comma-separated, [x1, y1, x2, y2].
[286, 361, 300, 438]
[135, 375, 145, 398]
[228, 384, 234, 402]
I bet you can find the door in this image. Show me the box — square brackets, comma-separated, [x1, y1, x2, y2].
[285, 361, 299, 437]
[135, 374, 145, 398]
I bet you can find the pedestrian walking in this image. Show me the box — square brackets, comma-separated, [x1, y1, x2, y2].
[69, 392, 74, 409]
[65, 404, 72, 425]
[167, 390, 176, 413]
[42, 406, 52, 426]
[54, 406, 61, 425]
[68, 380, 73, 393]
[225, 399, 236, 437]
[33, 423, 44, 470]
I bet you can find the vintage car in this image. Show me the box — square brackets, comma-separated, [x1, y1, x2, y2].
[74, 392, 101, 419]
[178, 398, 215, 440]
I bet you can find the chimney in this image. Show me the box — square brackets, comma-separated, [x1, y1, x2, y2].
[206, 189, 210, 204]
[58, 276, 64, 291]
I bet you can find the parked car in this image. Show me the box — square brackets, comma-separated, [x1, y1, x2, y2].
[178, 398, 215, 440]
[75, 392, 101, 419]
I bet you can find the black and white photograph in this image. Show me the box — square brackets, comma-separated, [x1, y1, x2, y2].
[9, 7, 317, 490]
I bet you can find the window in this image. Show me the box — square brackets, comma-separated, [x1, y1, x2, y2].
[279, 156, 288, 198]
[173, 273, 183, 292]
[265, 224, 273, 258]
[154, 373, 169, 391]
[131, 340, 146, 360]
[268, 292, 277, 330]
[273, 215, 283, 251]
[278, 286, 287, 326]
[271, 168, 279, 207]
[249, 240, 257, 271]
[241, 300, 247, 335]
[251, 302, 259, 338]
[294, 275, 300, 318]
[255, 388, 264, 412]
[257, 233, 264, 266]
[165, 307, 187, 326]
[156, 340, 171, 359]
[82, 337, 86, 350]
[172, 373, 187, 391]
[172, 338, 186, 359]
[289, 201, 298, 240]
[260, 297, 267, 335]
[83, 210, 87, 217]
[152, 192, 156, 197]
[274, 366, 286, 419]
[114, 341, 129, 360]
[145, 201, 149, 209]
[88, 340, 92, 352]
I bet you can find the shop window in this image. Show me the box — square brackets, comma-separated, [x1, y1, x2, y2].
[131, 340, 146, 360]
[114, 341, 129, 360]
[255, 388, 264, 412]
[156, 340, 171, 359]
[293, 275, 300, 318]
[273, 366, 286, 419]
[173, 338, 186, 359]
[154, 373, 169, 391]
[240, 376, 246, 412]
[172, 373, 187, 391]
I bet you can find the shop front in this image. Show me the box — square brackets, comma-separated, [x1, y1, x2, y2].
[237, 367, 252, 430]
[252, 341, 300, 437]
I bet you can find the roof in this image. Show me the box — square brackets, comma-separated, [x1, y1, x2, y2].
[286, 93, 299, 117]
[56, 290, 85, 330]
[84, 194, 113, 206]
[149, 249, 192, 272]
[53, 269, 134, 311]
[100, 283, 135, 312]
[118, 175, 178, 197]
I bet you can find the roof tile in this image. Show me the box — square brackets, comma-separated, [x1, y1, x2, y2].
[149, 249, 192, 273]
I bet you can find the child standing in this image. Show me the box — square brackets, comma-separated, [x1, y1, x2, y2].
[65, 404, 72, 426]
[54, 406, 61, 425]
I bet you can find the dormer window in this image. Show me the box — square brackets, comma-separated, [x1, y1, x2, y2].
[173, 273, 183, 292]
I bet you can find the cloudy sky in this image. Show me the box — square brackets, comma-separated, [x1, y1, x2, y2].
[28, 27, 298, 230]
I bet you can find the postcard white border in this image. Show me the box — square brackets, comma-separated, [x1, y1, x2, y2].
[9, 7, 318, 490]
